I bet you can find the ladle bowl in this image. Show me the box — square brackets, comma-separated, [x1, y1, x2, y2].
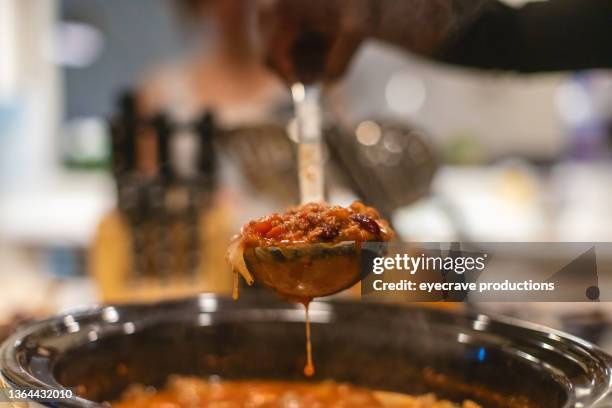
[243, 241, 364, 299]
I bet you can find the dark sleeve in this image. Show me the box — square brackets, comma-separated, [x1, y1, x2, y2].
[438, 0, 612, 72]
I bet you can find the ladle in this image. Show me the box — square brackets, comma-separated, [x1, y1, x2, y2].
[242, 83, 365, 300]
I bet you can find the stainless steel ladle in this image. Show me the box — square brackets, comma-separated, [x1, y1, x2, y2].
[242, 83, 365, 300]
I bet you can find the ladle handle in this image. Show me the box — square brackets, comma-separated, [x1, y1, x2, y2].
[292, 83, 324, 204]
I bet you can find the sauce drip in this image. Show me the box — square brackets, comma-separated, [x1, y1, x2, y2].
[303, 301, 315, 377]
[232, 270, 239, 300]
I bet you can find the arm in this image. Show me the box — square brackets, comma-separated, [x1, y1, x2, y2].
[434, 0, 612, 72]
[258, 0, 612, 83]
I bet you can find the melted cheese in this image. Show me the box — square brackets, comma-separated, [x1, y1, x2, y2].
[226, 238, 254, 300]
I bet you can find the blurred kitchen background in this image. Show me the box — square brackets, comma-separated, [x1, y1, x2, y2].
[1, 0, 612, 341]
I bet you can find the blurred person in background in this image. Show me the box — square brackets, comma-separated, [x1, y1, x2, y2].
[139, 0, 287, 124]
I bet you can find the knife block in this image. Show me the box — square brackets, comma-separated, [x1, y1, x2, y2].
[90, 92, 232, 303]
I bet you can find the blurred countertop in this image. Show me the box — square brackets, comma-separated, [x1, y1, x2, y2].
[3, 161, 612, 246]
[0, 172, 115, 246]
[395, 160, 612, 242]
